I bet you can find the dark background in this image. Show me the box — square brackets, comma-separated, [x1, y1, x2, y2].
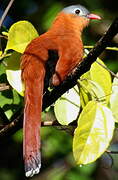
[0, 0, 118, 180]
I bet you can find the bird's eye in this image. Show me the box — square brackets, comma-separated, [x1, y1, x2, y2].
[75, 9, 80, 14]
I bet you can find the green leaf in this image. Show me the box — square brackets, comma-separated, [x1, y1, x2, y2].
[54, 85, 80, 125]
[87, 80, 106, 103]
[13, 129, 23, 143]
[6, 21, 39, 53]
[110, 73, 118, 122]
[42, 2, 62, 30]
[79, 71, 91, 108]
[79, 71, 106, 107]
[0, 63, 12, 118]
[5, 52, 24, 96]
[0, 92, 13, 119]
[73, 101, 115, 165]
[90, 58, 112, 103]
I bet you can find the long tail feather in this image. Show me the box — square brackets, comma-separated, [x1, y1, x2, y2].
[21, 54, 45, 177]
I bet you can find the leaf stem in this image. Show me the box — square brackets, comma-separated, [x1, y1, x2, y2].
[84, 46, 118, 51]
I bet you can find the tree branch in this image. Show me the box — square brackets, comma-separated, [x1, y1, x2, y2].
[0, 112, 76, 139]
[0, 17, 118, 139]
[0, 0, 15, 57]
[0, 0, 15, 28]
[0, 83, 10, 91]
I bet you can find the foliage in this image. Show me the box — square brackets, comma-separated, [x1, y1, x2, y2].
[6, 21, 39, 53]
[73, 101, 114, 165]
[54, 85, 80, 125]
[0, 20, 118, 175]
[110, 73, 118, 122]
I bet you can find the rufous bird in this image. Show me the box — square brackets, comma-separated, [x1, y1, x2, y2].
[21, 4, 101, 177]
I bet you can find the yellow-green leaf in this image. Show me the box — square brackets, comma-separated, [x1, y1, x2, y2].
[80, 71, 91, 83]
[5, 52, 24, 96]
[90, 59, 112, 103]
[79, 71, 91, 108]
[110, 73, 118, 122]
[88, 80, 106, 103]
[6, 21, 39, 53]
[54, 85, 80, 125]
[79, 86, 90, 108]
[0, 51, 2, 56]
[2, 31, 8, 36]
[73, 101, 115, 165]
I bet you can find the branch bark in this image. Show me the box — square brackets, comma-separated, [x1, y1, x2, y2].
[0, 17, 118, 139]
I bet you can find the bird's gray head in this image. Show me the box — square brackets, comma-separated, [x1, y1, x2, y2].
[62, 5, 101, 20]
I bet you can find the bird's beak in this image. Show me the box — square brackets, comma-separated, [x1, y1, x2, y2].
[87, 13, 101, 20]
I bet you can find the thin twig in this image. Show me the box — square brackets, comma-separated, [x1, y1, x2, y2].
[0, 35, 8, 40]
[106, 150, 118, 154]
[0, 0, 15, 52]
[0, 0, 15, 28]
[0, 116, 76, 139]
[0, 83, 10, 91]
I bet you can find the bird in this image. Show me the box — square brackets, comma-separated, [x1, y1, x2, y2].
[21, 4, 101, 177]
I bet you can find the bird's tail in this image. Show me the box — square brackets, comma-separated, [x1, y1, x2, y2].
[21, 54, 45, 177]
